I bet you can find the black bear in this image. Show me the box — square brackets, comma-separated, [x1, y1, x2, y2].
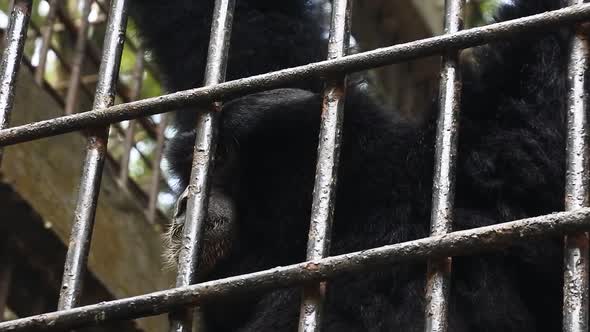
[130, 0, 578, 330]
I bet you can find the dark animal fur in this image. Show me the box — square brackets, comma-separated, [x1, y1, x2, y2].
[130, 0, 580, 330]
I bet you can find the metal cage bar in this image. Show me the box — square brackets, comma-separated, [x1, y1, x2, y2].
[563, 0, 590, 330]
[0, 5, 588, 148]
[424, 1, 464, 331]
[168, 0, 235, 331]
[0, 0, 32, 164]
[35, 0, 60, 85]
[2, 209, 590, 332]
[0, 2, 590, 332]
[298, 0, 352, 331]
[57, 0, 129, 310]
[119, 119, 136, 184]
[64, 0, 93, 115]
[147, 113, 167, 223]
[119, 48, 146, 185]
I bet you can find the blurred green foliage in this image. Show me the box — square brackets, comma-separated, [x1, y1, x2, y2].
[467, 0, 502, 27]
[0, 0, 173, 214]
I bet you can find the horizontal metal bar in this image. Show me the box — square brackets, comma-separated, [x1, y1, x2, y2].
[0, 4, 588, 147]
[2, 209, 590, 331]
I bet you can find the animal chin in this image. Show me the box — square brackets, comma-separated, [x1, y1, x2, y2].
[200, 216, 236, 275]
[163, 193, 236, 277]
[164, 188, 236, 279]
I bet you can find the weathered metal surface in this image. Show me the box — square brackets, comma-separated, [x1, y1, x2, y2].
[424, 1, 463, 332]
[2, 208, 590, 331]
[0, 4, 589, 147]
[0, 0, 32, 163]
[57, 0, 130, 311]
[298, 0, 351, 331]
[563, 1, 590, 330]
[1, 58, 172, 332]
[168, 1, 235, 331]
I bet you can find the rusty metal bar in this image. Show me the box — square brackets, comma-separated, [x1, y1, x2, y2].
[0, 0, 32, 164]
[2, 209, 590, 332]
[563, 1, 590, 331]
[0, 4, 588, 147]
[119, 48, 145, 185]
[35, 0, 60, 85]
[168, 0, 235, 331]
[64, 0, 93, 115]
[424, 1, 464, 332]
[298, 0, 352, 331]
[118, 121, 135, 184]
[147, 114, 167, 223]
[57, 0, 129, 311]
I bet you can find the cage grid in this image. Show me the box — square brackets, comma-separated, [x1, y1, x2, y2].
[0, 0, 588, 332]
[1, 0, 173, 225]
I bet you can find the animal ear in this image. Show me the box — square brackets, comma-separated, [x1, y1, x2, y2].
[172, 186, 189, 227]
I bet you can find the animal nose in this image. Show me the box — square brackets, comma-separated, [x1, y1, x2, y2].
[172, 186, 235, 231]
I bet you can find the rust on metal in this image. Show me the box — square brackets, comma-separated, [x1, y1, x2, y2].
[2, 208, 590, 331]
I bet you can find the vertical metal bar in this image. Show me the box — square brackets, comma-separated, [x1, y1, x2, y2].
[118, 120, 135, 183]
[563, 1, 590, 331]
[168, 0, 235, 331]
[7, 0, 15, 17]
[147, 114, 168, 223]
[64, 0, 93, 115]
[35, 0, 60, 85]
[298, 1, 352, 331]
[58, 0, 128, 310]
[424, 1, 463, 332]
[119, 48, 145, 184]
[0, 0, 32, 165]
